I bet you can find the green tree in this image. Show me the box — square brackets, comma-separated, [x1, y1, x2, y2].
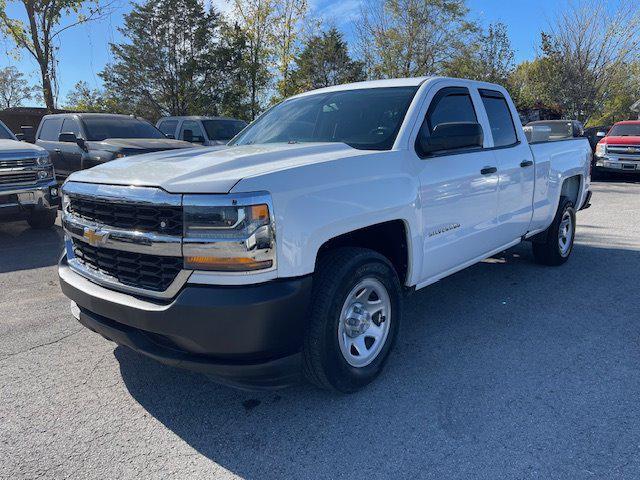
[272, 0, 308, 99]
[0, 65, 36, 108]
[445, 23, 514, 85]
[589, 62, 640, 125]
[64, 80, 119, 112]
[289, 27, 364, 93]
[535, 0, 640, 123]
[355, 0, 476, 79]
[233, 0, 276, 119]
[100, 0, 231, 121]
[215, 23, 253, 121]
[0, 0, 111, 111]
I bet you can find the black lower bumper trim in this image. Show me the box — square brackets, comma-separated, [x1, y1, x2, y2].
[59, 256, 313, 388]
[78, 308, 302, 389]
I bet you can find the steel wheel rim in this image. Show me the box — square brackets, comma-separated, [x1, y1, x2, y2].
[337, 278, 391, 368]
[558, 210, 573, 257]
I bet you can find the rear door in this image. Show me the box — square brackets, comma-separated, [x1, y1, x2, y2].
[415, 86, 500, 284]
[58, 117, 84, 175]
[479, 89, 535, 242]
[35, 117, 64, 180]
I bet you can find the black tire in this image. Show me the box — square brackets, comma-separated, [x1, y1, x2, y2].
[532, 196, 576, 266]
[302, 247, 402, 393]
[27, 209, 57, 229]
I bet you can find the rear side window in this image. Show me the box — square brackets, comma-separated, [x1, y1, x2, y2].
[480, 89, 518, 147]
[158, 120, 178, 136]
[38, 117, 64, 141]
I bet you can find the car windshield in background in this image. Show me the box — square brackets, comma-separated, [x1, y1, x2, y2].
[609, 124, 640, 136]
[203, 120, 247, 142]
[82, 117, 165, 141]
[0, 122, 15, 140]
[231, 87, 419, 150]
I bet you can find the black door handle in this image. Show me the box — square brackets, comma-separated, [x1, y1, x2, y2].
[520, 160, 534, 168]
[481, 166, 497, 175]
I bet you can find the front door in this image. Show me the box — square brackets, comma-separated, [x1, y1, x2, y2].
[58, 117, 84, 176]
[415, 86, 500, 284]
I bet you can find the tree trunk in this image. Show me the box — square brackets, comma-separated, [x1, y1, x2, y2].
[39, 66, 55, 113]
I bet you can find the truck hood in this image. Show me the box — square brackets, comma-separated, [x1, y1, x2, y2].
[601, 136, 640, 145]
[67, 142, 363, 193]
[0, 139, 46, 155]
[87, 138, 194, 151]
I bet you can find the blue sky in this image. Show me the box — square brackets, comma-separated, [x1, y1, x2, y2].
[0, 0, 579, 106]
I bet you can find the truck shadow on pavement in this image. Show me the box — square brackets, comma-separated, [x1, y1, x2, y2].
[115, 241, 640, 479]
[0, 219, 63, 273]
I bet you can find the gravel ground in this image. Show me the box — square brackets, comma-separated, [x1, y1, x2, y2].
[1, 176, 640, 480]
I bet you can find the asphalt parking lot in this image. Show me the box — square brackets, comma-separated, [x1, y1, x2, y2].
[2, 176, 640, 480]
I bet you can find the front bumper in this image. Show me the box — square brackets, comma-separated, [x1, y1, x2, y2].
[59, 256, 313, 389]
[0, 180, 59, 219]
[594, 157, 640, 173]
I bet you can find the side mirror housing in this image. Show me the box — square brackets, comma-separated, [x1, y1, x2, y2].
[58, 132, 77, 143]
[596, 131, 606, 138]
[418, 122, 483, 156]
[183, 129, 194, 143]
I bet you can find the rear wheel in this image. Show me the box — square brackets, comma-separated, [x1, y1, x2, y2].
[532, 196, 576, 266]
[27, 209, 57, 229]
[302, 248, 402, 393]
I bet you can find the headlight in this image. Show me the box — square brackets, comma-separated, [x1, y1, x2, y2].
[595, 143, 606, 157]
[183, 193, 275, 272]
[62, 193, 70, 212]
[35, 153, 51, 167]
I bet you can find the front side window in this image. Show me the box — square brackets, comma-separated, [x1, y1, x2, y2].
[426, 89, 477, 132]
[479, 89, 518, 147]
[61, 118, 81, 138]
[158, 120, 178, 136]
[232, 87, 419, 151]
[81, 116, 165, 141]
[203, 120, 247, 142]
[38, 117, 64, 141]
[180, 121, 206, 143]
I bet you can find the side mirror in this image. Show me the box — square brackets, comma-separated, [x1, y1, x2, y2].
[183, 129, 193, 143]
[15, 133, 25, 141]
[418, 122, 483, 156]
[58, 132, 77, 143]
[596, 131, 606, 138]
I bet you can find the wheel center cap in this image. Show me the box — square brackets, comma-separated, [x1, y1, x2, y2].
[344, 302, 371, 338]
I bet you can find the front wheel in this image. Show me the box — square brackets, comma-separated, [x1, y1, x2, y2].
[532, 196, 576, 266]
[27, 209, 57, 229]
[302, 248, 402, 393]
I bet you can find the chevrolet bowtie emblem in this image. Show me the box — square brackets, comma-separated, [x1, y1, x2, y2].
[627, 147, 640, 154]
[83, 228, 108, 247]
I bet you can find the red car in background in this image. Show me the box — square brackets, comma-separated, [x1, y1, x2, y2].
[594, 120, 640, 174]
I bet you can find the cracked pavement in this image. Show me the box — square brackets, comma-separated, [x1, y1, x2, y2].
[1, 176, 640, 479]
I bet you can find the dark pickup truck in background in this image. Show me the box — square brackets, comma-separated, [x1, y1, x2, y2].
[0, 120, 59, 228]
[35, 113, 196, 182]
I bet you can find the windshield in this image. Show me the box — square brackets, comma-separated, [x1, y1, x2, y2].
[81, 116, 165, 141]
[231, 87, 419, 150]
[0, 121, 16, 140]
[203, 120, 247, 142]
[609, 124, 640, 137]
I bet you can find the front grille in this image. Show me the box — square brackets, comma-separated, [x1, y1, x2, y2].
[0, 171, 37, 186]
[0, 158, 37, 168]
[68, 196, 183, 235]
[72, 239, 182, 292]
[607, 145, 640, 158]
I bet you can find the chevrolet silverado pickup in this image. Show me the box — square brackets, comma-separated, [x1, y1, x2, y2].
[58, 77, 592, 392]
[0, 120, 59, 228]
[594, 121, 640, 174]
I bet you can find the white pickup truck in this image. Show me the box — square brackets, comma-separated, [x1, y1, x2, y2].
[58, 77, 592, 392]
